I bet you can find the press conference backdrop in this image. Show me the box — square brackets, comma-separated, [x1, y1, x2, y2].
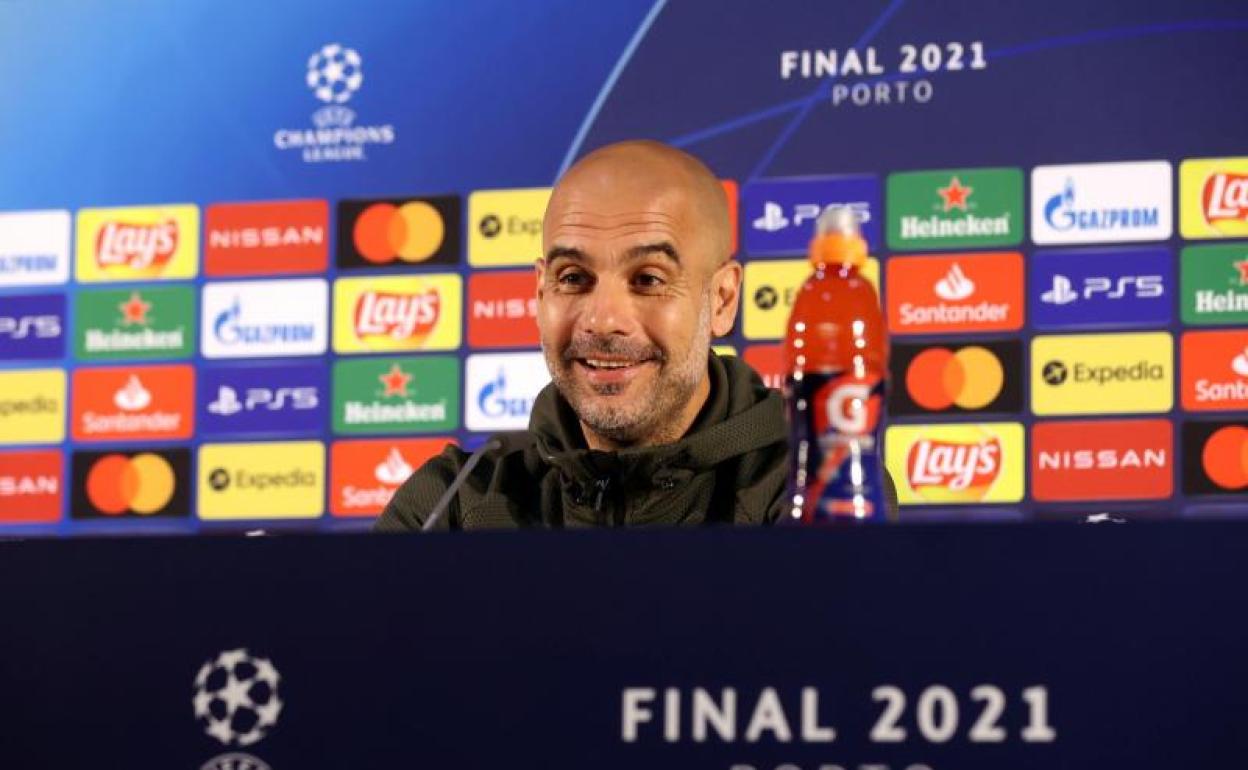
[0, 0, 1246, 534]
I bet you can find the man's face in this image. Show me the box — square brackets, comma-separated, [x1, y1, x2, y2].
[537, 182, 736, 447]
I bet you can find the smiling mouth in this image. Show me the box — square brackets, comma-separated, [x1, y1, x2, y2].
[580, 358, 645, 370]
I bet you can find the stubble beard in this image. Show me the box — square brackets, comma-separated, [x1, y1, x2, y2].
[544, 300, 713, 446]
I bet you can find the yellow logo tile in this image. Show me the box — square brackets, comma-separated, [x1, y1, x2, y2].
[742, 258, 879, 340]
[1031, 332, 1173, 416]
[333, 274, 462, 353]
[75, 204, 199, 281]
[885, 422, 1024, 505]
[712, 345, 737, 357]
[1180, 157, 1248, 239]
[197, 441, 324, 519]
[0, 369, 66, 444]
[468, 187, 551, 267]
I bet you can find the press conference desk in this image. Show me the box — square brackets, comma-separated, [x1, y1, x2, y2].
[2, 522, 1245, 769]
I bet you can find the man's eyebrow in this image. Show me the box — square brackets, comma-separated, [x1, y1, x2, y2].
[545, 246, 586, 263]
[625, 241, 680, 265]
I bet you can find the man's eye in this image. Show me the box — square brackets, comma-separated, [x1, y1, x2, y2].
[557, 271, 589, 287]
[634, 273, 664, 288]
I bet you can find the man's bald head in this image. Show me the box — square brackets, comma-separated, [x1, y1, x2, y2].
[545, 140, 732, 270]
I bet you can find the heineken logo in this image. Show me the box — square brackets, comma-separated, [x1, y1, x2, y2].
[74, 286, 194, 361]
[332, 356, 459, 434]
[1182, 245, 1248, 325]
[887, 168, 1022, 250]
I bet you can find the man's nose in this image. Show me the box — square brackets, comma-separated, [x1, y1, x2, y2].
[580, 277, 636, 336]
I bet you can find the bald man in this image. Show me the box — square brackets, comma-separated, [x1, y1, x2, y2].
[376, 141, 785, 529]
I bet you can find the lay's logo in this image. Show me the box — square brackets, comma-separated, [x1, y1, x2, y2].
[354, 290, 440, 342]
[1203, 173, 1248, 229]
[76, 205, 198, 282]
[333, 275, 461, 353]
[886, 423, 1024, 505]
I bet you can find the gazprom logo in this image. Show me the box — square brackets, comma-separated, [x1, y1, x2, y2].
[465, 352, 548, 431]
[201, 279, 328, 359]
[1031, 162, 1172, 245]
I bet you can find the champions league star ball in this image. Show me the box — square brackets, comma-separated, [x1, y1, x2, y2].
[192, 648, 283, 747]
[306, 43, 363, 104]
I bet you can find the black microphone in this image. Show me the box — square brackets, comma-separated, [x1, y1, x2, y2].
[420, 432, 535, 532]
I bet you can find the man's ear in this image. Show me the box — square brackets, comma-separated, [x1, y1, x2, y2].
[710, 259, 742, 337]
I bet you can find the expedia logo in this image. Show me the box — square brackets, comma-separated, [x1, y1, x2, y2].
[337, 197, 460, 269]
[197, 442, 324, 520]
[70, 448, 190, 518]
[467, 188, 550, 267]
[743, 259, 879, 340]
[1041, 359, 1164, 387]
[1031, 333, 1173, 416]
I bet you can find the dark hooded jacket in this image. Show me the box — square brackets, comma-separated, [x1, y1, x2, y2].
[374, 353, 792, 531]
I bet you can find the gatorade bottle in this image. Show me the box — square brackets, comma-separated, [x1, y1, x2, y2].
[783, 206, 888, 523]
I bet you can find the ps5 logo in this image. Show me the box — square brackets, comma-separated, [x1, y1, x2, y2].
[752, 201, 870, 233]
[1040, 273, 1164, 305]
[207, 386, 319, 416]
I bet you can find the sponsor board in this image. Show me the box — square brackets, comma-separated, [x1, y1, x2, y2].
[75, 204, 198, 281]
[1030, 247, 1171, 330]
[466, 271, 539, 348]
[886, 167, 1022, 251]
[70, 447, 190, 518]
[1181, 329, 1248, 412]
[332, 274, 462, 353]
[889, 339, 1022, 415]
[198, 362, 328, 437]
[0, 210, 70, 287]
[885, 252, 1023, 335]
[884, 422, 1024, 505]
[0, 369, 65, 445]
[1179, 157, 1248, 239]
[332, 356, 459, 434]
[1182, 420, 1248, 495]
[0, 293, 64, 360]
[204, 199, 329, 276]
[742, 258, 879, 340]
[71, 364, 195, 442]
[329, 437, 450, 516]
[464, 351, 549, 432]
[742, 344, 784, 390]
[197, 441, 325, 519]
[0, 449, 62, 523]
[337, 196, 460, 269]
[1031, 332, 1173, 416]
[201, 279, 328, 359]
[1181, 243, 1248, 325]
[467, 187, 550, 267]
[73, 286, 194, 361]
[1032, 419, 1173, 502]
[741, 175, 881, 254]
[1031, 161, 1172, 244]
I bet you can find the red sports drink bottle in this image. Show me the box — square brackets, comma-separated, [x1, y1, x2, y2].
[782, 206, 888, 523]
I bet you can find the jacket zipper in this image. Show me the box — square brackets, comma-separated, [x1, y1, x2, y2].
[591, 477, 611, 526]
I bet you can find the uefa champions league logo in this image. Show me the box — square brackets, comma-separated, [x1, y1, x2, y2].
[306, 43, 363, 104]
[193, 648, 283, 747]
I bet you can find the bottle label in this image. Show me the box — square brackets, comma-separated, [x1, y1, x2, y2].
[786, 371, 887, 522]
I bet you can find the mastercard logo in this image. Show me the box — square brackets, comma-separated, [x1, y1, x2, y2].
[905, 346, 1003, 410]
[85, 453, 176, 515]
[353, 201, 445, 264]
[1203, 425, 1248, 491]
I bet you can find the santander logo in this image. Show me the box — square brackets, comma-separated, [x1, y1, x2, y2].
[95, 220, 178, 269]
[1203, 173, 1248, 225]
[354, 290, 440, 340]
[906, 436, 1002, 496]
